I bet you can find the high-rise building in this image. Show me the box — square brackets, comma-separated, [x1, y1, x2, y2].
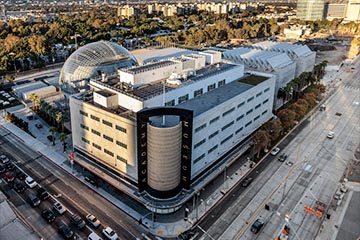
[297, 0, 325, 21]
[346, 0, 360, 21]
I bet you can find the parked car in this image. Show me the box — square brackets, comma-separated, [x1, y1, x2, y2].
[0, 165, 5, 173]
[58, 224, 74, 239]
[327, 131, 335, 139]
[177, 230, 195, 240]
[53, 201, 67, 215]
[86, 214, 101, 228]
[37, 187, 49, 200]
[35, 123, 43, 129]
[278, 153, 288, 162]
[4, 172, 15, 182]
[251, 218, 264, 234]
[286, 161, 293, 167]
[102, 227, 118, 240]
[47, 135, 55, 142]
[41, 209, 56, 223]
[320, 105, 326, 111]
[334, 191, 345, 200]
[70, 214, 86, 229]
[15, 171, 27, 180]
[27, 193, 41, 207]
[13, 182, 26, 193]
[0, 154, 10, 164]
[270, 147, 281, 156]
[88, 232, 103, 240]
[242, 177, 253, 187]
[25, 176, 37, 188]
[340, 184, 348, 193]
[85, 176, 98, 187]
[5, 162, 16, 171]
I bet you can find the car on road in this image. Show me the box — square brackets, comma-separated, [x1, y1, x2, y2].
[53, 201, 67, 215]
[286, 161, 293, 167]
[86, 214, 101, 228]
[177, 230, 195, 240]
[15, 171, 27, 180]
[4, 172, 15, 182]
[37, 187, 49, 200]
[340, 184, 347, 193]
[0, 154, 10, 164]
[251, 218, 264, 234]
[35, 123, 43, 129]
[320, 105, 326, 111]
[13, 182, 26, 193]
[241, 177, 253, 187]
[25, 176, 37, 188]
[70, 214, 86, 229]
[102, 227, 118, 240]
[58, 223, 74, 239]
[334, 191, 345, 200]
[41, 209, 56, 223]
[327, 131, 335, 139]
[270, 147, 281, 156]
[278, 153, 288, 162]
[27, 193, 41, 207]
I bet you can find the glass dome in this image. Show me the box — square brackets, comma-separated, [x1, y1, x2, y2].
[59, 41, 138, 93]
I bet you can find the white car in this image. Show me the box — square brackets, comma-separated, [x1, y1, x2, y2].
[327, 131, 335, 139]
[102, 227, 118, 240]
[270, 147, 281, 156]
[53, 201, 67, 215]
[0, 154, 10, 164]
[86, 214, 101, 228]
[25, 176, 37, 188]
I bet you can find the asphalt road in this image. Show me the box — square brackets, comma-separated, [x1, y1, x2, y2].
[0, 127, 148, 240]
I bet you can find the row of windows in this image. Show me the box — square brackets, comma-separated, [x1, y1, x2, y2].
[79, 111, 127, 134]
[194, 139, 206, 149]
[194, 154, 205, 164]
[82, 139, 127, 163]
[221, 134, 233, 145]
[103, 134, 113, 142]
[80, 110, 88, 117]
[209, 130, 219, 139]
[91, 114, 100, 122]
[80, 124, 89, 131]
[87, 126, 127, 148]
[208, 144, 218, 154]
[221, 121, 234, 131]
[195, 123, 206, 133]
[178, 94, 189, 104]
[102, 119, 112, 127]
[223, 107, 235, 117]
[210, 116, 219, 124]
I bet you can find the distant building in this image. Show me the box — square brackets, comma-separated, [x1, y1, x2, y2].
[297, 0, 325, 21]
[346, 0, 360, 21]
[324, 3, 346, 20]
[117, 5, 139, 18]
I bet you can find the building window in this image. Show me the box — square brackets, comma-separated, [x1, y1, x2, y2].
[262, 110, 268, 115]
[221, 134, 233, 145]
[255, 104, 261, 109]
[246, 109, 253, 115]
[209, 130, 219, 139]
[115, 125, 127, 133]
[194, 154, 205, 164]
[222, 121, 234, 131]
[80, 124, 89, 131]
[79, 110, 88, 117]
[165, 100, 175, 106]
[223, 107, 235, 117]
[210, 116, 219, 124]
[116, 140, 127, 149]
[194, 89, 203, 97]
[254, 115, 260, 121]
[245, 121, 252, 127]
[92, 142, 101, 150]
[91, 129, 101, 136]
[264, 87, 270, 93]
[235, 127, 243, 134]
[104, 148, 114, 157]
[236, 114, 244, 121]
[263, 99, 269, 104]
[81, 137, 89, 144]
[90, 115, 100, 122]
[194, 139, 206, 149]
[256, 92, 262, 97]
[247, 96, 254, 102]
[218, 79, 225, 87]
[207, 83, 216, 92]
[117, 155, 127, 164]
[237, 101, 245, 108]
[102, 119, 113, 127]
[195, 123, 206, 133]
[208, 145, 218, 154]
[178, 94, 189, 104]
[103, 134, 113, 142]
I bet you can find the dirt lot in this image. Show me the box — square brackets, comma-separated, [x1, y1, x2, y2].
[314, 44, 351, 65]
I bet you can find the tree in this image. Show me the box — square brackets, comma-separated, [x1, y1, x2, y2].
[277, 109, 296, 133]
[262, 118, 283, 143]
[28, 35, 47, 57]
[251, 130, 270, 158]
[289, 103, 307, 121]
[5, 73, 15, 82]
[59, 132, 67, 152]
[49, 127, 57, 146]
[55, 111, 64, 132]
[28, 93, 40, 111]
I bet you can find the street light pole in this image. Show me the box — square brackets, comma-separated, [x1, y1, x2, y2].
[9, 52, 16, 78]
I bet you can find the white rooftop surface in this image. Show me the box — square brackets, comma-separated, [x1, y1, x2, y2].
[132, 47, 196, 65]
[223, 47, 293, 69]
[0, 193, 39, 240]
[12, 81, 48, 94]
[253, 40, 313, 57]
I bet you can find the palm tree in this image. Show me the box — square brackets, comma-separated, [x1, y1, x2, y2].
[59, 132, 67, 152]
[55, 111, 64, 132]
[28, 93, 37, 109]
[34, 95, 41, 112]
[49, 126, 57, 145]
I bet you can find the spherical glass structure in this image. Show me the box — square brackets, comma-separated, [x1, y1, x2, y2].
[59, 41, 138, 93]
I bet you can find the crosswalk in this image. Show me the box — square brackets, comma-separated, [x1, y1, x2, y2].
[343, 85, 360, 91]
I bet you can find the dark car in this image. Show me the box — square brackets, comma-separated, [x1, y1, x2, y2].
[0, 165, 5, 173]
[5, 162, 16, 171]
[27, 193, 41, 207]
[177, 230, 195, 240]
[35, 123, 43, 129]
[41, 209, 56, 223]
[278, 153, 288, 162]
[251, 219, 264, 234]
[47, 135, 55, 142]
[37, 187, 49, 200]
[26, 115, 34, 120]
[13, 182, 26, 193]
[70, 214, 86, 229]
[58, 224, 74, 239]
[16, 171, 27, 180]
[85, 176, 98, 187]
[241, 177, 253, 187]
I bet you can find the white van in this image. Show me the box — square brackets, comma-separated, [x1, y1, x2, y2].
[88, 232, 103, 240]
